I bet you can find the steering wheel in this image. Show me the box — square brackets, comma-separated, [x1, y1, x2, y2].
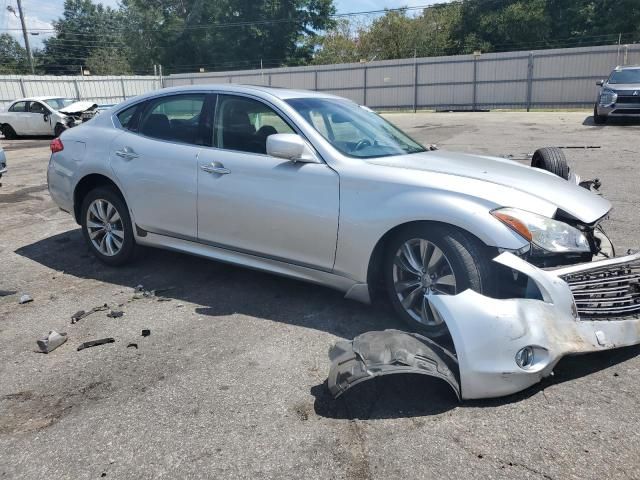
[354, 139, 372, 151]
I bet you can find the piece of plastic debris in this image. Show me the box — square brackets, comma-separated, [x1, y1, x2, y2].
[141, 329, 150, 337]
[107, 309, 124, 318]
[77, 338, 115, 351]
[127, 343, 138, 349]
[19, 294, 33, 304]
[71, 304, 109, 324]
[0, 290, 17, 297]
[135, 284, 144, 292]
[37, 330, 67, 353]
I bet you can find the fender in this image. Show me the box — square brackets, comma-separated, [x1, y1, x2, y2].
[333, 187, 530, 283]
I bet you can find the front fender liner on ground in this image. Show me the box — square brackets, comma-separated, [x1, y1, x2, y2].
[327, 329, 460, 400]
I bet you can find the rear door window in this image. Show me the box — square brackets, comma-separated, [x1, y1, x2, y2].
[9, 101, 27, 112]
[138, 94, 207, 145]
[116, 105, 140, 131]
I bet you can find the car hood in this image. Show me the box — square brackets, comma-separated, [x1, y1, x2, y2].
[605, 83, 640, 91]
[368, 150, 611, 224]
[59, 101, 98, 115]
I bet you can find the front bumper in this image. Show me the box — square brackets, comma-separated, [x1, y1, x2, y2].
[596, 103, 640, 117]
[328, 251, 640, 401]
[431, 251, 640, 399]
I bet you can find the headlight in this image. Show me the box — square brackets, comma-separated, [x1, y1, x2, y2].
[599, 89, 617, 105]
[492, 207, 590, 253]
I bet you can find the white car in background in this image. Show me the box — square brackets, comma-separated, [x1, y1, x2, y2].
[0, 96, 99, 138]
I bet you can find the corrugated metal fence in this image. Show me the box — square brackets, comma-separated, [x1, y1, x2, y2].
[166, 43, 640, 111]
[0, 44, 638, 111]
[0, 75, 161, 106]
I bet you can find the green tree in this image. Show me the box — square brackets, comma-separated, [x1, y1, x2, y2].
[41, 0, 130, 75]
[0, 34, 30, 73]
[86, 47, 133, 75]
[312, 19, 361, 65]
[120, 0, 336, 73]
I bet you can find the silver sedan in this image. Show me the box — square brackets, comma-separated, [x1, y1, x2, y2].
[48, 85, 615, 336]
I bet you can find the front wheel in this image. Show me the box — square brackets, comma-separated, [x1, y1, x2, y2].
[2, 124, 17, 139]
[593, 105, 607, 125]
[384, 224, 495, 337]
[81, 187, 136, 266]
[54, 123, 66, 137]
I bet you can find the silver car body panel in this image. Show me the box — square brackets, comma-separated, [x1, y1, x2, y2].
[49, 84, 612, 298]
[329, 251, 640, 400]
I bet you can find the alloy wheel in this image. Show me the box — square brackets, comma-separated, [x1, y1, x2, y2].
[392, 238, 457, 326]
[86, 198, 124, 257]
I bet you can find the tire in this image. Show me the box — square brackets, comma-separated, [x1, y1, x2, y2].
[54, 123, 66, 137]
[80, 187, 136, 266]
[531, 147, 569, 180]
[383, 224, 495, 337]
[2, 124, 18, 139]
[593, 105, 607, 125]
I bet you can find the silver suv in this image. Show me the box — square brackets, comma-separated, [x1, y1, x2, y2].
[594, 65, 640, 123]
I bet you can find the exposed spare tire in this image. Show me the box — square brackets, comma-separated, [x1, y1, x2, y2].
[531, 147, 569, 180]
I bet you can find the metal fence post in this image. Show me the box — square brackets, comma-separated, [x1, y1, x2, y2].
[472, 57, 477, 111]
[413, 58, 418, 113]
[120, 78, 127, 101]
[363, 66, 368, 106]
[314, 70, 318, 91]
[19, 78, 26, 97]
[73, 79, 81, 100]
[268, 74, 272, 86]
[526, 52, 534, 112]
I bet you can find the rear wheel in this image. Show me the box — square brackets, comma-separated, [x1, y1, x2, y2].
[1, 124, 17, 139]
[384, 224, 495, 337]
[80, 187, 135, 266]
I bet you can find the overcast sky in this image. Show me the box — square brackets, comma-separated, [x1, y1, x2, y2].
[1, 0, 440, 48]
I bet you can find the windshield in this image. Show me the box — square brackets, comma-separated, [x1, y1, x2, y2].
[608, 69, 640, 84]
[44, 98, 75, 110]
[286, 98, 425, 159]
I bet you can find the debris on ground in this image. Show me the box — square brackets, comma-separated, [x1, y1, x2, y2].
[77, 338, 115, 351]
[132, 284, 174, 301]
[106, 309, 124, 318]
[127, 343, 138, 349]
[71, 304, 109, 324]
[0, 289, 17, 297]
[19, 293, 33, 304]
[141, 329, 150, 337]
[37, 330, 68, 353]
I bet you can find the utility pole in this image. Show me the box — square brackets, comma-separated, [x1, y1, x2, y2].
[15, 0, 35, 74]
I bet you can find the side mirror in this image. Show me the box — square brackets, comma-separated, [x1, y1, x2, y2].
[266, 133, 320, 163]
[43, 114, 49, 122]
[596, 79, 604, 86]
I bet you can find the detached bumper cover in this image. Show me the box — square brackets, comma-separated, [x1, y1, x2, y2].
[328, 251, 640, 400]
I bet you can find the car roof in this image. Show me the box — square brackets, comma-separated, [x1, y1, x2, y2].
[11, 96, 69, 103]
[134, 84, 343, 102]
[613, 65, 640, 71]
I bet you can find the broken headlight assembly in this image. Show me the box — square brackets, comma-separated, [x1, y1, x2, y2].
[492, 207, 590, 255]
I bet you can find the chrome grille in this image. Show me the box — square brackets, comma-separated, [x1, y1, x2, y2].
[559, 258, 640, 319]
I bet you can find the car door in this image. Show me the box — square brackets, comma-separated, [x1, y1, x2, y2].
[109, 93, 211, 239]
[196, 94, 339, 271]
[7, 101, 29, 134]
[27, 101, 54, 135]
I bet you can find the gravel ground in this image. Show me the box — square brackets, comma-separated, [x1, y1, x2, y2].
[1, 111, 639, 480]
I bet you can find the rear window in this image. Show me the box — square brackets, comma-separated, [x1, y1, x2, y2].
[116, 105, 139, 130]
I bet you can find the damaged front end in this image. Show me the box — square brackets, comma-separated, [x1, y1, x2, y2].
[59, 101, 100, 129]
[328, 250, 640, 400]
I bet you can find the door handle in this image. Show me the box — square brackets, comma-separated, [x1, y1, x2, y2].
[201, 163, 230, 175]
[115, 147, 139, 160]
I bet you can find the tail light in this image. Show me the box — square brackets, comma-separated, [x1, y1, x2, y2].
[50, 138, 64, 153]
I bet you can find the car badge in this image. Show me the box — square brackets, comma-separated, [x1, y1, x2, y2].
[634, 91, 639, 96]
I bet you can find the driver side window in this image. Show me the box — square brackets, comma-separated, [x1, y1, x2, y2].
[214, 95, 294, 154]
[29, 102, 48, 114]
